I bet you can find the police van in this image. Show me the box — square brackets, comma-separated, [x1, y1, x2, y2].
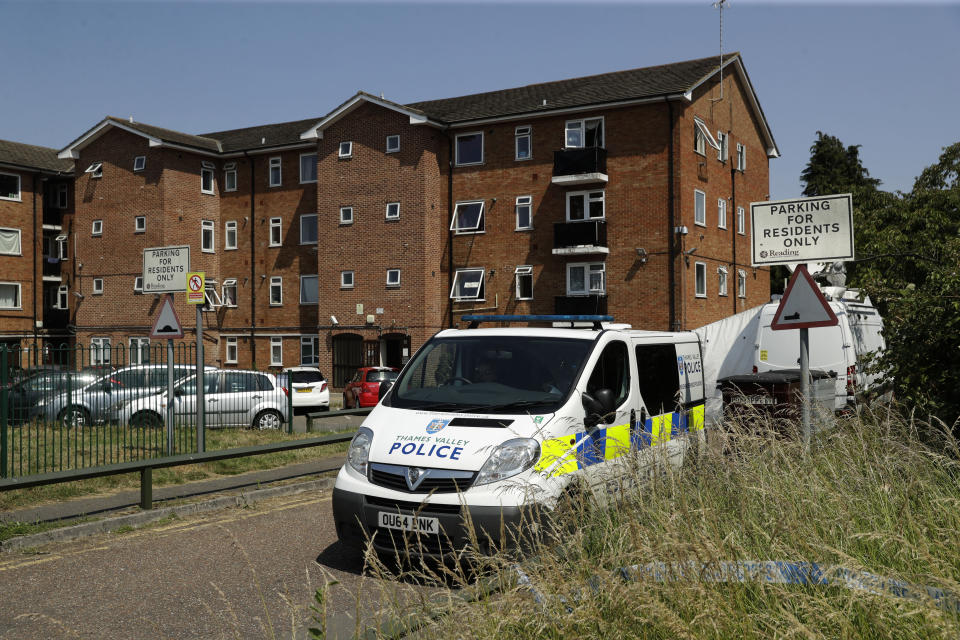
[332, 315, 705, 558]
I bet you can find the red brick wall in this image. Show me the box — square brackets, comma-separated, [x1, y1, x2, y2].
[0, 167, 40, 346]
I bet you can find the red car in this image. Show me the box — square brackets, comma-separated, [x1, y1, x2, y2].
[343, 366, 399, 408]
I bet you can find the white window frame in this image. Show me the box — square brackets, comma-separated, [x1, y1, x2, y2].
[449, 268, 485, 301]
[386, 135, 400, 153]
[515, 125, 532, 161]
[454, 132, 484, 166]
[299, 152, 318, 184]
[738, 269, 747, 298]
[340, 270, 354, 289]
[515, 196, 532, 230]
[133, 156, 146, 172]
[564, 117, 604, 149]
[269, 156, 282, 187]
[300, 214, 318, 244]
[269, 276, 283, 306]
[270, 337, 283, 367]
[225, 337, 238, 364]
[55, 183, 68, 208]
[694, 118, 720, 155]
[129, 337, 150, 365]
[339, 206, 354, 225]
[92, 220, 103, 236]
[300, 275, 319, 305]
[55, 285, 68, 310]
[0, 227, 22, 255]
[224, 162, 237, 192]
[224, 220, 237, 250]
[0, 171, 22, 202]
[270, 217, 283, 246]
[718, 266, 729, 297]
[200, 165, 215, 195]
[386, 268, 401, 288]
[85, 162, 103, 179]
[339, 142, 353, 159]
[566, 190, 605, 222]
[56, 234, 68, 260]
[93, 278, 104, 295]
[450, 200, 485, 234]
[385, 202, 400, 220]
[0, 282, 22, 310]
[515, 265, 533, 300]
[737, 206, 746, 235]
[718, 198, 727, 229]
[717, 131, 729, 162]
[134, 216, 146, 233]
[222, 278, 238, 307]
[694, 190, 706, 227]
[90, 337, 111, 365]
[300, 336, 320, 366]
[695, 262, 707, 298]
[737, 143, 746, 171]
[201, 219, 215, 253]
[566, 262, 606, 296]
[134, 276, 143, 292]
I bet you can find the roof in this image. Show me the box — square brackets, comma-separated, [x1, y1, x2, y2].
[106, 117, 221, 152]
[200, 117, 321, 153]
[0, 138, 73, 174]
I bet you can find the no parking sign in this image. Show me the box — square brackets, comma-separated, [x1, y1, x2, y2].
[186, 272, 205, 304]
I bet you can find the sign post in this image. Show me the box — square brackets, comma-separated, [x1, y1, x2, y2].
[149, 294, 184, 455]
[186, 272, 206, 453]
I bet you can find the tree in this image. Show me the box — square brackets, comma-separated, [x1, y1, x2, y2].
[800, 131, 880, 197]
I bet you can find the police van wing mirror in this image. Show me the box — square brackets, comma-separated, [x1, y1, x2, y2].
[378, 380, 394, 402]
[582, 389, 615, 429]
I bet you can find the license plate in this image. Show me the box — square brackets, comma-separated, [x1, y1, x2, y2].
[378, 511, 439, 534]
[734, 395, 775, 405]
[296, 387, 313, 393]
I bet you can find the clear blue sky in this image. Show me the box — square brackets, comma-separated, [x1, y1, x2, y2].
[2, 0, 958, 199]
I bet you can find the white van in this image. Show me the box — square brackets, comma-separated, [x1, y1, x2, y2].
[332, 315, 705, 558]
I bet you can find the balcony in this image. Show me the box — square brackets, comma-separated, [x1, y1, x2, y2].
[555, 295, 608, 316]
[42, 256, 63, 278]
[43, 207, 64, 228]
[552, 148, 608, 185]
[552, 220, 609, 256]
[43, 307, 69, 330]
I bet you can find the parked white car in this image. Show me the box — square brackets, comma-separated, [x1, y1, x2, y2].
[276, 367, 329, 411]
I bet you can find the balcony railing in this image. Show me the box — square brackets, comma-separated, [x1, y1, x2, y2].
[42, 307, 69, 329]
[43, 207, 64, 227]
[553, 147, 608, 184]
[555, 295, 608, 315]
[42, 257, 62, 277]
[553, 220, 607, 250]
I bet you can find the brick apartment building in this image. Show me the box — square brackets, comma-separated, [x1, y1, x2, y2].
[3, 53, 778, 391]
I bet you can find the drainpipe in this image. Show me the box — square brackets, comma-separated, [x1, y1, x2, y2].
[446, 134, 454, 328]
[32, 173, 39, 352]
[244, 152, 256, 369]
[666, 99, 678, 331]
[730, 163, 737, 315]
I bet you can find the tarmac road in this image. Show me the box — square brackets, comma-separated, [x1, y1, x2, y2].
[0, 490, 440, 639]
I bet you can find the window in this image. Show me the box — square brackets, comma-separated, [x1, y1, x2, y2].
[718, 266, 728, 297]
[515, 196, 532, 230]
[515, 265, 533, 300]
[737, 206, 746, 235]
[56, 234, 68, 260]
[92, 278, 104, 295]
[694, 190, 706, 227]
[386, 135, 400, 153]
[92, 220, 103, 236]
[386, 268, 401, 288]
[224, 162, 237, 192]
[202, 283, 221, 312]
[0, 172, 21, 201]
[269, 156, 282, 186]
[270, 217, 282, 246]
[133, 156, 146, 172]
[339, 207, 354, 225]
[587, 341, 630, 417]
[737, 143, 746, 171]
[85, 162, 103, 179]
[90, 337, 111, 365]
[300, 275, 318, 304]
[738, 269, 747, 298]
[694, 118, 720, 155]
[201, 162, 215, 194]
[56, 285, 68, 310]
[269, 277, 282, 305]
[225, 337, 238, 364]
[718, 198, 727, 229]
[300, 214, 317, 244]
[201, 220, 214, 252]
[0, 228, 21, 255]
[55, 184, 68, 208]
[135, 216, 146, 233]
[450, 200, 484, 233]
[0, 283, 21, 309]
[300, 336, 320, 365]
[385, 202, 400, 220]
[635, 343, 681, 416]
[717, 131, 729, 162]
[129, 338, 150, 365]
[450, 268, 485, 301]
[225, 220, 237, 250]
[341, 270, 354, 289]
[222, 279, 237, 307]
[566, 190, 605, 221]
[567, 262, 606, 296]
[565, 117, 604, 148]
[270, 337, 283, 367]
[455, 132, 483, 166]
[134, 276, 143, 292]
[515, 126, 531, 160]
[695, 262, 707, 298]
[339, 142, 353, 159]
[300, 153, 317, 183]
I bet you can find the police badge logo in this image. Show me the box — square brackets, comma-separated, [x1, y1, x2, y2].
[426, 418, 450, 434]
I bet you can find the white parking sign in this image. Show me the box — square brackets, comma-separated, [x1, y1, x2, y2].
[142, 246, 190, 293]
[750, 194, 854, 266]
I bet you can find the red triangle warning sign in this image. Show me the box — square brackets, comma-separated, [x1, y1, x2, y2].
[150, 294, 184, 339]
[771, 265, 839, 330]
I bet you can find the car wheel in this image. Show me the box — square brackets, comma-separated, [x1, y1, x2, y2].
[131, 411, 163, 429]
[253, 409, 283, 431]
[59, 406, 90, 428]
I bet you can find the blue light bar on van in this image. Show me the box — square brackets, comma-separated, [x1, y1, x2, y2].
[462, 314, 614, 330]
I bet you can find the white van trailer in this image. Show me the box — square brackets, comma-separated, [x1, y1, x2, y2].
[332, 315, 706, 559]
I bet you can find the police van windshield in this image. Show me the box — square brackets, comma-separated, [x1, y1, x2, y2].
[386, 335, 594, 414]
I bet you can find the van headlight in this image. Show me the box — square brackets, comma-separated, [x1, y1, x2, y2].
[474, 438, 541, 487]
[347, 427, 374, 476]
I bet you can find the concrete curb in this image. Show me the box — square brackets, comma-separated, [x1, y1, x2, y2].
[1, 477, 336, 552]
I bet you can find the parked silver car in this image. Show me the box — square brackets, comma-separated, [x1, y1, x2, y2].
[117, 369, 289, 430]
